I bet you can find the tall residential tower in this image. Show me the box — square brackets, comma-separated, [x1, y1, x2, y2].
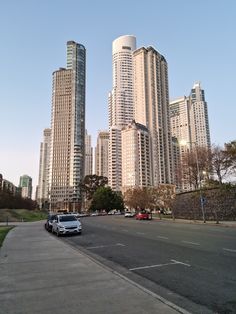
[37, 128, 51, 208]
[95, 130, 109, 178]
[49, 41, 86, 211]
[108, 35, 136, 191]
[133, 46, 174, 185]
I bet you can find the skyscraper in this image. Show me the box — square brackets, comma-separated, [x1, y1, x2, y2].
[95, 130, 109, 178]
[189, 82, 211, 148]
[133, 46, 174, 186]
[19, 175, 32, 199]
[169, 82, 211, 191]
[85, 129, 93, 176]
[108, 35, 136, 191]
[121, 120, 151, 191]
[37, 128, 51, 209]
[49, 41, 86, 211]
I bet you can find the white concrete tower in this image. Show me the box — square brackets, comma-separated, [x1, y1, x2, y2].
[189, 82, 211, 148]
[108, 35, 136, 191]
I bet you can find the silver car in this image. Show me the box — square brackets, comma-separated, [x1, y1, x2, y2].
[52, 214, 82, 236]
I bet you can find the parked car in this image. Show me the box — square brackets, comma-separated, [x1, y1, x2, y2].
[45, 214, 57, 232]
[124, 211, 136, 218]
[136, 210, 152, 220]
[52, 214, 82, 236]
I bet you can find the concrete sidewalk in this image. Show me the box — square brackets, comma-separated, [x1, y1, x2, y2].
[0, 221, 188, 314]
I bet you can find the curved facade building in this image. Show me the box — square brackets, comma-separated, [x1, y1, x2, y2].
[108, 35, 136, 191]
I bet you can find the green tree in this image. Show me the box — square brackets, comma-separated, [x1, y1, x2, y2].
[80, 175, 108, 200]
[90, 187, 124, 213]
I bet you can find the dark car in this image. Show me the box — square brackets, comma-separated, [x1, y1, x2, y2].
[45, 214, 57, 232]
[136, 210, 152, 220]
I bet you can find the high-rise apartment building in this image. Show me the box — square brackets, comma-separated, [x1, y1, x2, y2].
[133, 46, 174, 186]
[121, 120, 151, 191]
[85, 130, 93, 176]
[49, 41, 86, 211]
[95, 130, 109, 178]
[108, 35, 136, 191]
[19, 175, 32, 199]
[170, 82, 211, 191]
[189, 82, 211, 148]
[37, 128, 51, 209]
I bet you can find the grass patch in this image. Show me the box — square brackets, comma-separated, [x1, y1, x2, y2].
[0, 209, 48, 222]
[0, 226, 13, 247]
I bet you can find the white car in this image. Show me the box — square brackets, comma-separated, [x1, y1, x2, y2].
[124, 211, 135, 218]
[52, 214, 82, 236]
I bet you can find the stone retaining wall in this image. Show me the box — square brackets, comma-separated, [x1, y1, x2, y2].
[172, 187, 236, 221]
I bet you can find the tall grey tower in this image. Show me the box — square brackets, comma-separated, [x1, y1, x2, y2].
[37, 128, 51, 209]
[49, 41, 86, 211]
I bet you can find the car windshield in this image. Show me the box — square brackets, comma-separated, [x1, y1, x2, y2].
[59, 215, 77, 222]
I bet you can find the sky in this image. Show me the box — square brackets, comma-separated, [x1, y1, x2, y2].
[0, 0, 236, 194]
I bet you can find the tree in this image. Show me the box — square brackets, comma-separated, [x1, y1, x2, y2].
[211, 144, 233, 185]
[90, 187, 124, 213]
[123, 187, 153, 210]
[80, 175, 108, 200]
[80, 175, 108, 209]
[123, 186, 175, 214]
[225, 140, 236, 171]
[181, 146, 212, 189]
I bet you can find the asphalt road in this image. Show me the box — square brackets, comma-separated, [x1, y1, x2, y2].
[62, 216, 236, 314]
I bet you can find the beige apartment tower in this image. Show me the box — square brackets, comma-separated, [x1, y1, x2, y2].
[170, 82, 211, 191]
[121, 120, 151, 191]
[85, 130, 93, 176]
[133, 46, 174, 186]
[49, 41, 86, 211]
[95, 130, 109, 178]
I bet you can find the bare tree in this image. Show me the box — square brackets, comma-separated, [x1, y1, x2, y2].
[124, 187, 153, 211]
[225, 140, 236, 172]
[211, 144, 233, 184]
[181, 146, 212, 189]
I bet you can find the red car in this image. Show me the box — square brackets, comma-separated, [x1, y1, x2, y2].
[136, 211, 152, 220]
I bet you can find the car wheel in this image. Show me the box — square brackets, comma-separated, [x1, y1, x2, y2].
[56, 229, 60, 237]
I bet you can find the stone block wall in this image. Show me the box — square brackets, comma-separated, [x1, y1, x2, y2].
[172, 187, 236, 221]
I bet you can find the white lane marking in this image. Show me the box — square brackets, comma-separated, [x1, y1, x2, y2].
[130, 259, 191, 271]
[129, 261, 176, 271]
[223, 248, 236, 253]
[171, 259, 191, 267]
[136, 232, 145, 235]
[122, 229, 129, 232]
[87, 243, 126, 249]
[157, 236, 169, 240]
[182, 240, 200, 246]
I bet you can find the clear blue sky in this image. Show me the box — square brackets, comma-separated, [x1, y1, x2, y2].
[1, 0, 235, 193]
